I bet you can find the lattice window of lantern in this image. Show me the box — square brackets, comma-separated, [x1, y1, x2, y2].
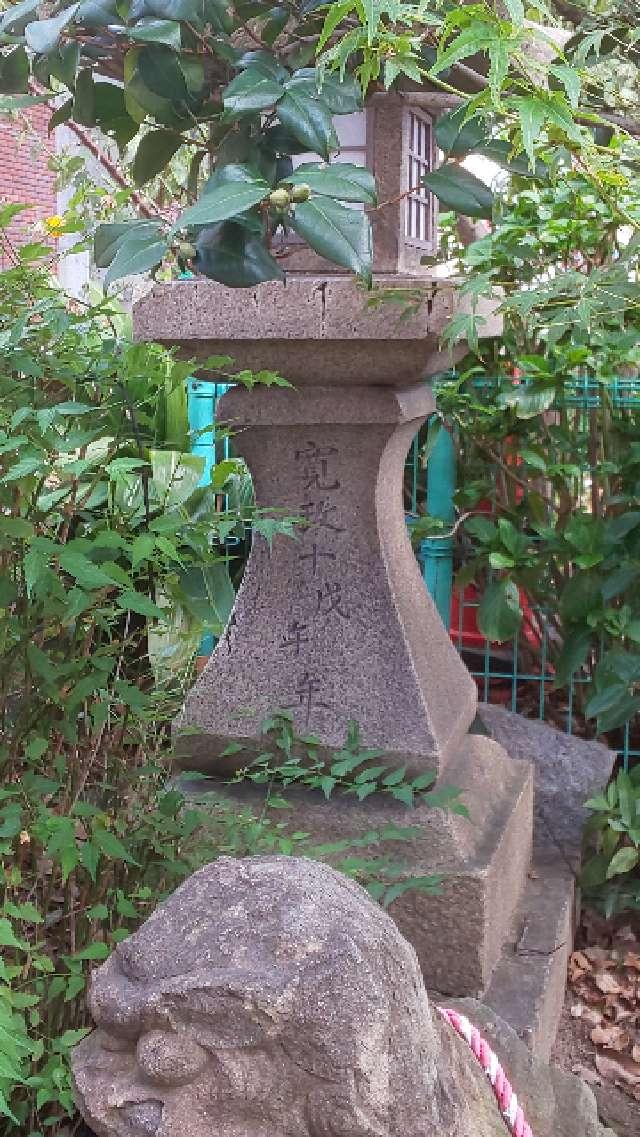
[403, 108, 435, 249]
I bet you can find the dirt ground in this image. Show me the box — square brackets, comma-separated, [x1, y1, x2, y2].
[553, 995, 640, 1137]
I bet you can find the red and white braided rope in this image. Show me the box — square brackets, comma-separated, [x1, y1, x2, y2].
[437, 1007, 534, 1137]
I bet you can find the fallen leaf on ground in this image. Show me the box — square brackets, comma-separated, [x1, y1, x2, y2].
[595, 1050, 640, 1087]
[591, 1024, 630, 1050]
[595, 971, 623, 995]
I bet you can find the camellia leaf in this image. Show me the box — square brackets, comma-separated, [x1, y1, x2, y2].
[0, 47, 29, 95]
[291, 161, 376, 203]
[289, 68, 362, 114]
[222, 65, 285, 114]
[25, 5, 79, 54]
[94, 220, 164, 267]
[422, 162, 493, 220]
[132, 128, 182, 185]
[195, 221, 285, 287]
[0, 0, 38, 35]
[175, 164, 270, 230]
[0, 93, 51, 112]
[104, 236, 169, 287]
[478, 579, 522, 643]
[137, 43, 189, 103]
[76, 0, 118, 25]
[277, 85, 338, 160]
[289, 197, 372, 282]
[125, 17, 182, 48]
[436, 105, 490, 157]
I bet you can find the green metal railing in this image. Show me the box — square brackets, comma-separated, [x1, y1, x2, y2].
[420, 374, 640, 768]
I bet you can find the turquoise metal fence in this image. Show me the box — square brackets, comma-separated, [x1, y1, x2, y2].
[187, 378, 231, 656]
[421, 374, 640, 768]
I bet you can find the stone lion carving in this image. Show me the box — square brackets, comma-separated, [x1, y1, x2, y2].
[72, 856, 612, 1137]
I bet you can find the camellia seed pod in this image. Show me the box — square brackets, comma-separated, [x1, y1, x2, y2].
[177, 241, 197, 260]
[268, 187, 291, 210]
[290, 183, 311, 203]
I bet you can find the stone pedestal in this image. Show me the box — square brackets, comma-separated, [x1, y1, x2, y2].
[175, 381, 476, 773]
[133, 278, 571, 1051]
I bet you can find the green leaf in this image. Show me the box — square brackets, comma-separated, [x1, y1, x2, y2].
[435, 105, 489, 157]
[48, 96, 74, 131]
[93, 827, 139, 864]
[0, 93, 51, 113]
[126, 17, 182, 47]
[381, 766, 407, 786]
[0, 918, 26, 949]
[58, 549, 115, 589]
[390, 784, 414, 806]
[195, 220, 284, 286]
[175, 164, 269, 229]
[69, 940, 110, 961]
[554, 630, 592, 686]
[118, 590, 165, 619]
[431, 24, 501, 78]
[289, 197, 372, 281]
[605, 846, 640, 879]
[137, 43, 188, 103]
[223, 65, 285, 113]
[1, 455, 42, 482]
[25, 5, 79, 54]
[291, 68, 362, 114]
[318, 1, 353, 54]
[132, 129, 182, 185]
[422, 163, 493, 219]
[131, 532, 155, 567]
[478, 579, 522, 643]
[277, 86, 338, 159]
[73, 67, 95, 125]
[516, 96, 548, 169]
[592, 692, 640, 733]
[76, 0, 118, 24]
[549, 63, 581, 110]
[104, 236, 169, 288]
[0, 0, 38, 35]
[290, 161, 376, 203]
[0, 515, 33, 538]
[0, 47, 29, 95]
[4, 901, 42, 924]
[580, 853, 610, 889]
[605, 512, 640, 543]
[381, 875, 442, 908]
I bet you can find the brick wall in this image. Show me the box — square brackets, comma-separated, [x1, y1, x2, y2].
[0, 105, 57, 265]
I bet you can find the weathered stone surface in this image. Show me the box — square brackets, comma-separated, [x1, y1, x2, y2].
[478, 704, 616, 862]
[482, 858, 575, 1061]
[72, 857, 613, 1137]
[174, 382, 476, 777]
[132, 277, 501, 387]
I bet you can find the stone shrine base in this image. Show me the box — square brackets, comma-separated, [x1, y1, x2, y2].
[180, 711, 615, 1062]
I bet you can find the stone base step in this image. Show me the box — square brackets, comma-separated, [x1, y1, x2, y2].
[482, 858, 576, 1062]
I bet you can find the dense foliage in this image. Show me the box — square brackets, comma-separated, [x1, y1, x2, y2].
[2, 0, 640, 288]
[0, 218, 457, 1133]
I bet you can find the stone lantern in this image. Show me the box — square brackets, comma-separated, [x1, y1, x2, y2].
[133, 87, 571, 1055]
